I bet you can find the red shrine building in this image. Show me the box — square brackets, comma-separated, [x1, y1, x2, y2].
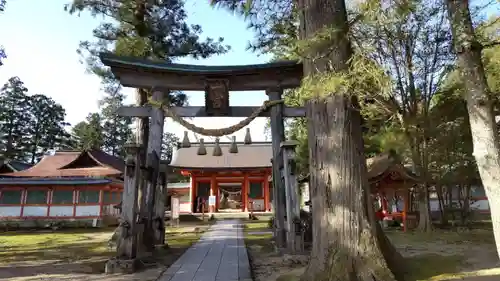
[168, 130, 273, 214]
[0, 150, 124, 227]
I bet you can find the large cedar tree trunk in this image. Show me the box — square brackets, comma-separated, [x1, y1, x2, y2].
[446, 0, 500, 259]
[300, 0, 405, 280]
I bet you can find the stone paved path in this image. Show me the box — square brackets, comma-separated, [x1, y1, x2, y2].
[158, 219, 251, 281]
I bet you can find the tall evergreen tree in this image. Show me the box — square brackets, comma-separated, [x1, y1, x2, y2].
[0, 0, 7, 66]
[99, 87, 132, 158]
[27, 94, 71, 164]
[71, 113, 104, 151]
[65, 0, 230, 104]
[0, 77, 31, 160]
[67, 0, 231, 248]
[161, 132, 179, 164]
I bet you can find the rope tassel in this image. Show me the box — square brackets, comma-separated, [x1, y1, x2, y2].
[213, 138, 223, 156]
[197, 138, 207, 155]
[181, 131, 191, 147]
[229, 136, 238, 153]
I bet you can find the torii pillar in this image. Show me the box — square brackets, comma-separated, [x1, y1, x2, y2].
[267, 87, 287, 250]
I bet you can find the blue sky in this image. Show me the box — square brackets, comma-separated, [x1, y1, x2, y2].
[0, 0, 271, 142]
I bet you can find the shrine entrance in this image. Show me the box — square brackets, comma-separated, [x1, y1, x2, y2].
[218, 183, 243, 212]
[99, 52, 306, 271]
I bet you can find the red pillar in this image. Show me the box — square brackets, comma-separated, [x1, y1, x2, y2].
[263, 172, 270, 212]
[403, 190, 409, 232]
[191, 174, 197, 213]
[243, 173, 249, 212]
[210, 174, 217, 212]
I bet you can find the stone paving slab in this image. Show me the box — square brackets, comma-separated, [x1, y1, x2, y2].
[159, 219, 251, 281]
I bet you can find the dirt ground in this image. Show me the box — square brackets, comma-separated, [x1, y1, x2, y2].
[0, 222, 211, 281]
[244, 221, 500, 281]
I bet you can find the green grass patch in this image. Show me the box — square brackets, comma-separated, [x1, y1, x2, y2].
[405, 254, 466, 281]
[0, 223, 208, 266]
[386, 229, 495, 245]
[426, 267, 500, 281]
[244, 221, 270, 231]
[0, 228, 114, 264]
[243, 220, 274, 254]
[168, 232, 202, 247]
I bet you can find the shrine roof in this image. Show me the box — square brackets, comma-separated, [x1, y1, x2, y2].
[0, 150, 124, 178]
[367, 153, 419, 183]
[298, 152, 419, 183]
[170, 142, 272, 170]
[99, 53, 303, 91]
[0, 159, 33, 175]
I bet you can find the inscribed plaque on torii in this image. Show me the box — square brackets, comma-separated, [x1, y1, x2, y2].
[205, 79, 230, 116]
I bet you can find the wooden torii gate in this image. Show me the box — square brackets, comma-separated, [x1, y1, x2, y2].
[100, 53, 305, 272]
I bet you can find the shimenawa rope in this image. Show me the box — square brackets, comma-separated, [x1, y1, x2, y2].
[149, 99, 284, 137]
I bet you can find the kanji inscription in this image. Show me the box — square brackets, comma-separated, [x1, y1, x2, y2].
[205, 79, 230, 116]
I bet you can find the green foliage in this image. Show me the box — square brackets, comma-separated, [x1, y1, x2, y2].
[99, 88, 132, 158]
[294, 53, 392, 101]
[66, 0, 230, 106]
[211, 0, 500, 184]
[210, 0, 296, 58]
[0, 77, 71, 162]
[26, 94, 71, 164]
[0, 0, 6, 66]
[0, 77, 30, 160]
[287, 118, 309, 176]
[71, 113, 104, 151]
[477, 18, 500, 97]
[161, 132, 179, 163]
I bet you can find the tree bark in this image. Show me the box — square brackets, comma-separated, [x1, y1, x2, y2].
[300, 0, 405, 280]
[417, 183, 433, 231]
[436, 184, 448, 226]
[409, 145, 433, 232]
[446, 0, 500, 260]
[135, 88, 149, 255]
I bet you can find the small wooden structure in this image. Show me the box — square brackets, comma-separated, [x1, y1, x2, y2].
[367, 153, 420, 232]
[0, 150, 124, 227]
[299, 152, 420, 232]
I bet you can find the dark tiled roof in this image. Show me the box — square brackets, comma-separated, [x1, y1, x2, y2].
[366, 153, 419, 182]
[7, 160, 33, 171]
[0, 176, 113, 185]
[170, 142, 272, 170]
[1, 150, 124, 177]
[100, 53, 301, 75]
[88, 149, 125, 172]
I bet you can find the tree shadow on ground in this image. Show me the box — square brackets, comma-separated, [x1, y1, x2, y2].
[243, 221, 499, 281]
[0, 228, 204, 280]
